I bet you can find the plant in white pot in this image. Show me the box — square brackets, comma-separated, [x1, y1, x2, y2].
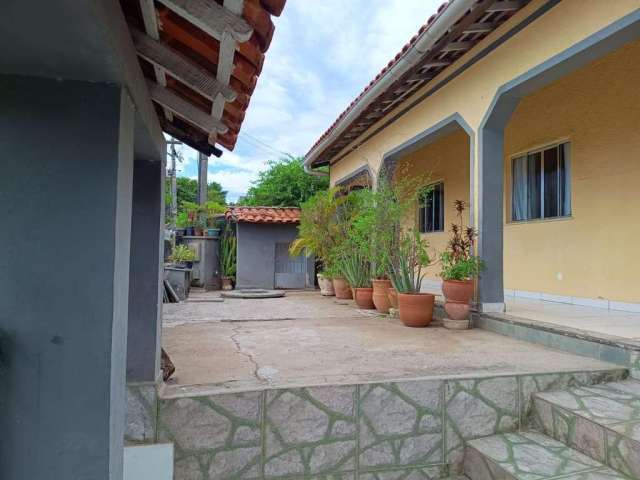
[440, 200, 484, 329]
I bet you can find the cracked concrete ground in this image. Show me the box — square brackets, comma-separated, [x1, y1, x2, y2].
[161, 290, 620, 397]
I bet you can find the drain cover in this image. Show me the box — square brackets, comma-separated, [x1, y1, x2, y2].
[220, 289, 286, 299]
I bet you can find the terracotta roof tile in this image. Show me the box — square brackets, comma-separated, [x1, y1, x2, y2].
[226, 206, 300, 224]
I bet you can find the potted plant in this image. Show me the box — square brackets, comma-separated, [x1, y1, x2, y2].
[387, 227, 434, 327]
[290, 187, 350, 296]
[175, 211, 189, 236]
[169, 244, 196, 269]
[220, 225, 237, 290]
[205, 201, 225, 236]
[440, 200, 484, 329]
[338, 252, 374, 309]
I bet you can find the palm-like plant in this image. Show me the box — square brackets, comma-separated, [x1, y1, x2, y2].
[387, 227, 431, 293]
[220, 226, 237, 277]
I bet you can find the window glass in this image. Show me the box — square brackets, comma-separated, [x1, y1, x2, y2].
[511, 142, 570, 221]
[419, 182, 444, 233]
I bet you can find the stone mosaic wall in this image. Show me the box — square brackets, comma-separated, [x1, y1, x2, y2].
[134, 368, 626, 480]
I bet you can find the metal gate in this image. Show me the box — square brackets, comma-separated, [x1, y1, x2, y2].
[274, 242, 307, 289]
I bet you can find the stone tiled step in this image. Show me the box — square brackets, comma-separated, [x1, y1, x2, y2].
[464, 431, 629, 480]
[532, 380, 640, 477]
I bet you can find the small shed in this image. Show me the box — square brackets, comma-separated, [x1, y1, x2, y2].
[226, 207, 315, 290]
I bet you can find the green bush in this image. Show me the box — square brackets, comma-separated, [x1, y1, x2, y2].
[169, 244, 195, 263]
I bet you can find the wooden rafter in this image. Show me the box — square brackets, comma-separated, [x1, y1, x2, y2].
[147, 80, 229, 134]
[486, 0, 527, 12]
[133, 28, 236, 102]
[156, 0, 253, 42]
[139, 0, 173, 121]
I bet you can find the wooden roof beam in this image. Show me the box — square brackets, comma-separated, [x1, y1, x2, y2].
[463, 21, 499, 33]
[486, 0, 527, 12]
[132, 28, 236, 102]
[156, 0, 253, 43]
[147, 80, 229, 134]
[138, 0, 173, 121]
[441, 41, 474, 52]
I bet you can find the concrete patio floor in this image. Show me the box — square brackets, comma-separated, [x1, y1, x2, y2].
[162, 291, 621, 397]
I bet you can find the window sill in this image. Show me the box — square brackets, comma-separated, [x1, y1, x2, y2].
[419, 230, 446, 235]
[506, 215, 574, 226]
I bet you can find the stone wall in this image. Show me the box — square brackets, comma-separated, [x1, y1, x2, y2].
[125, 368, 626, 479]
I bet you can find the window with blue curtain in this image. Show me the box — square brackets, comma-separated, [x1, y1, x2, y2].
[419, 182, 444, 233]
[512, 142, 571, 222]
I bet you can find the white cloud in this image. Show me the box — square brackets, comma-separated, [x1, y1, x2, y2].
[173, 0, 445, 201]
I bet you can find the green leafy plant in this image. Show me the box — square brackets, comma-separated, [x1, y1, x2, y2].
[336, 251, 371, 288]
[387, 227, 432, 293]
[440, 200, 485, 281]
[205, 200, 226, 227]
[290, 187, 350, 275]
[169, 244, 195, 263]
[220, 225, 237, 277]
[175, 211, 190, 228]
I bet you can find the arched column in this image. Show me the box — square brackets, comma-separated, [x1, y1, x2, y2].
[476, 9, 640, 312]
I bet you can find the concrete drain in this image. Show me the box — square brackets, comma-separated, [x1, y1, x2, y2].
[220, 289, 286, 299]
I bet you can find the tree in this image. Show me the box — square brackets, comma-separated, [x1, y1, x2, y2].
[239, 155, 329, 207]
[166, 177, 228, 213]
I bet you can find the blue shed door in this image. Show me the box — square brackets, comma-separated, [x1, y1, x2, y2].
[274, 242, 307, 289]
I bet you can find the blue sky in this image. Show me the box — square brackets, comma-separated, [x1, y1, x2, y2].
[171, 0, 443, 202]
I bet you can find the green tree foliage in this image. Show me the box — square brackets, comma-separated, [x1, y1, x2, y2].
[240, 155, 329, 207]
[165, 177, 228, 213]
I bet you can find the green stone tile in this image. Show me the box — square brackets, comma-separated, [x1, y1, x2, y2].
[444, 376, 518, 470]
[357, 465, 448, 480]
[466, 431, 603, 480]
[359, 380, 443, 471]
[125, 384, 158, 444]
[519, 372, 590, 428]
[157, 392, 263, 480]
[264, 385, 357, 478]
[606, 420, 640, 478]
[535, 384, 640, 426]
[555, 468, 630, 479]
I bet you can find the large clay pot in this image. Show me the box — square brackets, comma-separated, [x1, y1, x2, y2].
[354, 287, 376, 309]
[442, 279, 474, 320]
[317, 274, 335, 296]
[397, 293, 435, 327]
[372, 279, 391, 313]
[333, 278, 353, 299]
[387, 287, 398, 309]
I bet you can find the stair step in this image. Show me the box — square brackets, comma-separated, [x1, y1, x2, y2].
[532, 379, 640, 477]
[465, 431, 628, 480]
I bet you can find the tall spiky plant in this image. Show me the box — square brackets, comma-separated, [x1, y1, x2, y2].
[440, 200, 484, 281]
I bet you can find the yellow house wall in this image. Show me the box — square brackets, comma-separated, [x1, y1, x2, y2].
[327, 0, 640, 303]
[503, 39, 640, 302]
[329, 0, 640, 220]
[394, 129, 470, 280]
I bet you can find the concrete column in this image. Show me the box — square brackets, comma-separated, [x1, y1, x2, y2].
[198, 152, 208, 206]
[477, 126, 507, 312]
[127, 159, 164, 383]
[0, 75, 134, 479]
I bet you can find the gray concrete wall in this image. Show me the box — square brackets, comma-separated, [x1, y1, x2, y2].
[127, 159, 164, 384]
[236, 223, 313, 290]
[0, 75, 134, 480]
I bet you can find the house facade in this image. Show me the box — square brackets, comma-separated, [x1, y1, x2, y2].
[304, 0, 640, 313]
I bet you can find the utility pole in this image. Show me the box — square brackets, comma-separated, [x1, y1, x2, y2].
[197, 151, 208, 208]
[166, 138, 182, 230]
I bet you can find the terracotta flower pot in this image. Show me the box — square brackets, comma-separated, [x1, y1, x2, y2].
[387, 287, 398, 309]
[221, 276, 234, 291]
[397, 292, 435, 327]
[354, 287, 376, 309]
[333, 278, 353, 299]
[372, 279, 391, 313]
[442, 279, 474, 320]
[317, 274, 335, 296]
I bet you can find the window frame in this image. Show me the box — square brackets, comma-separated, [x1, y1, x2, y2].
[418, 181, 445, 234]
[509, 140, 572, 224]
